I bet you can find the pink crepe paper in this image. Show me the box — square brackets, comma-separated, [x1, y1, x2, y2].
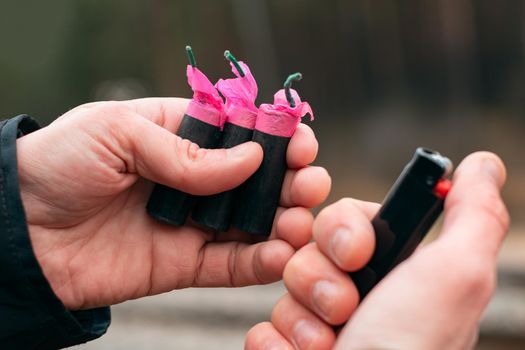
[215, 61, 258, 129]
[185, 65, 225, 128]
[255, 89, 314, 137]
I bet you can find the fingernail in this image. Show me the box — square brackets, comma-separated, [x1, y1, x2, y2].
[292, 319, 321, 349]
[329, 228, 352, 266]
[482, 158, 503, 186]
[312, 280, 339, 320]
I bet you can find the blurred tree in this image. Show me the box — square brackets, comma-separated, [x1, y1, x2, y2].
[0, 0, 72, 121]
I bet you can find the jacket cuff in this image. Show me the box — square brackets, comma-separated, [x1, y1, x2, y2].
[0, 115, 110, 349]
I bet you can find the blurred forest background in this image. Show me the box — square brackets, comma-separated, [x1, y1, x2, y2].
[2, 0, 525, 349]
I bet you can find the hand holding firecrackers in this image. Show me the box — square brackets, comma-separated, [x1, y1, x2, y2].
[148, 46, 315, 237]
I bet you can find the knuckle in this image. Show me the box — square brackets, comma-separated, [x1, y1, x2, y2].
[337, 197, 357, 208]
[93, 101, 128, 120]
[226, 242, 242, 287]
[80, 102, 137, 147]
[282, 255, 302, 284]
[185, 141, 205, 162]
[177, 137, 204, 162]
[244, 323, 270, 350]
[283, 244, 315, 284]
[95, 102, 135, 133]
[270, 294, 290, 323]
[99, 100, 125, 113]
[317, 198, 354, 221]
[173, 136, 206, 185]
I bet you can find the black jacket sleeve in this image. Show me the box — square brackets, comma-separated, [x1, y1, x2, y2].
[0, 115, 111, 349]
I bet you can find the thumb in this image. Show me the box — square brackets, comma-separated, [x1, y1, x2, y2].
[334, 153, 509, 350]
[125, 116, 263, 195]
[439, 151, 510, 259]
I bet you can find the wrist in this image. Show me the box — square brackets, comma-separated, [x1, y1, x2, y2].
[17, 134, 41, 222]
[15, 127, 80, 309]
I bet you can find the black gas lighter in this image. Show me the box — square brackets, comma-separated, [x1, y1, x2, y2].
[351, 147, 453, 299]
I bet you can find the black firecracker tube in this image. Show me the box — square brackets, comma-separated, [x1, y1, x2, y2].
[231, 131, 290, 236]
[192, 122, 254, 231]
[146, 114, 221, 226]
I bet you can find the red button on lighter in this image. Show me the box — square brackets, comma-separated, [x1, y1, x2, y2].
[434, 178, 452, 199]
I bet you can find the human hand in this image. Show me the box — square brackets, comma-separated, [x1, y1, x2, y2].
[246, 152, 509, 350]
[17, 98, 331, 310]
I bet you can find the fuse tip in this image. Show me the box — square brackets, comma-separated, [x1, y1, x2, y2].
[185, 45, 197, 67]
[284, 72, 303, 108]
[224, 50, 245, 77]
[284, 73, 302, 88]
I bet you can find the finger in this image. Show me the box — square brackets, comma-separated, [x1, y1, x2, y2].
[217, 206, 314, 249]
[440, 152, 509, 260]
[55, 101, 107, 121]
[125, 97, 190, 132]
[62, 98, 189, 132]
[191, 239, 295, 287]
[269, 206, 314, 249]
[245, 322, 294, 350]
[313, 198, 379, 271]
[283, 243, 359, 325]
[272, 293, 336, 350]
[122, 114, 263, 195]
[280, 166, 331, 208]
[287, 124, 319, 169]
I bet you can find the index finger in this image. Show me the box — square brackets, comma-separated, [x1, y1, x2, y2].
[191, 239, 295, 287]
[125, 97, 190, 132]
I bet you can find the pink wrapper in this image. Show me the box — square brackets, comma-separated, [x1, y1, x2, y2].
[215, 61, 258, 129]
[186, 65, 225, 128]
[255, 89, 314, 137]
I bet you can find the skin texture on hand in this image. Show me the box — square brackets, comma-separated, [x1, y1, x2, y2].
[16, 98, 331, 310]
[245, 152, 510, 350]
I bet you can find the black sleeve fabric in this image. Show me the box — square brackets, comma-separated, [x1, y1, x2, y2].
[0, 115, 111, 349]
